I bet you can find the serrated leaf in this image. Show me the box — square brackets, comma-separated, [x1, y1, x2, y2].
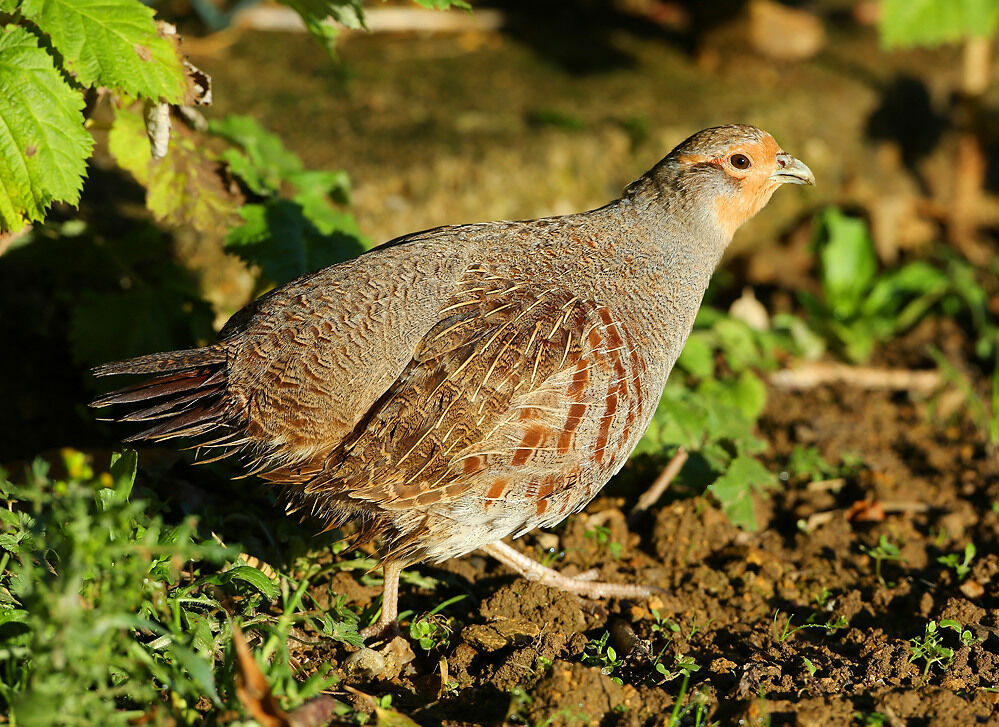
[0, 26, 92, 232]
[21, 0, 187, 102]
[880, 0, 999, 48]
[281, 0, 367, 29]
[709, 454, 776, 530]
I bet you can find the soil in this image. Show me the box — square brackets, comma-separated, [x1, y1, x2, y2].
[291, 318, 999, 726]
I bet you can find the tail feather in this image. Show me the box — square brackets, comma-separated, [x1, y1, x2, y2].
[117, 388, 220, 423]
[91, 368, 224, 407]
[91, 347, 227, 378]
[91, 346, 243, 456]
[124, 399, 229, 442]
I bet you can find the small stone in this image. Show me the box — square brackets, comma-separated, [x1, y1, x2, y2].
[379, 636, 416, 680]
[535, 532, 560, 552]
[343, 637, 414, 681]
[729, 287, 769, 331]
[960, 579, 985, 599]
[344, 647, 386, 680]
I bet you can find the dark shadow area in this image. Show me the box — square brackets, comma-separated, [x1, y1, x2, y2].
[0, 166, 214, 461]
[865, 75, 949, 184]
[489, 0, 746, 74]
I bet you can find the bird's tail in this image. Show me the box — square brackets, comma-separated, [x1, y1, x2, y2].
[90, 346, 241, 450]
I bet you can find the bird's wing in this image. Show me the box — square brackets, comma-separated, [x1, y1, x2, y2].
[222, 232, 475, 474]
[286, 260, 651, 550]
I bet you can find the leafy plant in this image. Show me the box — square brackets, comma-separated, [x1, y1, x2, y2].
[0, 449, 360, 724]
[0, 0, 466, 239]
[907, 619, 982, 685]
[908, 620, 956, 684]
[213, 115, 369, 286]
[655, 653, 700, 681]
[939, 618, 983, 647]
[801, 208, 959, 363]
[771, 610, 847, 644]
[937, 543, 977, 580]
[803, 657, 817, 677]
[859, 535, 905, 585]
[584, 524, 622, 559]
[636, 307, 785, 529]
[785, 446, 838, 482]
[582, 631, 625, 684]
[407, 594, 465, 651]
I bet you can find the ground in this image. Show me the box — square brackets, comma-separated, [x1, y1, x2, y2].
[246, 320, 996, 726]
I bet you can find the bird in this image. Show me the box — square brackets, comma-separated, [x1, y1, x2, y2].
[91, 124, 813, 641]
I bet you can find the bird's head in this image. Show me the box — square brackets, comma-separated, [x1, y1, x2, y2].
[643, 124, 814, 239]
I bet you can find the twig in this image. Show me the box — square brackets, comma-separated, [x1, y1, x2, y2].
[628, 447, 688, 526]
[769, 362, 941, 392]
[233, 6, 506, 34]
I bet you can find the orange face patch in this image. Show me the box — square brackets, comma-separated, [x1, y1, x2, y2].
[709, 135, 784, 237]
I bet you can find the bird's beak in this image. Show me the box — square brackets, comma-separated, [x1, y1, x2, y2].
[770, 153, 815, 185]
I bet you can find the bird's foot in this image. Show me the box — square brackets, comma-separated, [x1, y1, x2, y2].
[480, 540, 663, 599]
[359, 560, 405, 645]
[360, 617, 401, 645]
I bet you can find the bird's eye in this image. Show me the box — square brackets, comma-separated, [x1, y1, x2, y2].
[730, 153, 751, 170]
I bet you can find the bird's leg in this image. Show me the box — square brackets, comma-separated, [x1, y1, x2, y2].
[480, 541, 660, 599]
[360, 560, 404, 642]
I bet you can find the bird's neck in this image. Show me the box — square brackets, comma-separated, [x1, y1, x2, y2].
[597, 179, 733, 366]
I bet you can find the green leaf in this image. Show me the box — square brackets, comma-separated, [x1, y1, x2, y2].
[815, 208, 877, 320]
[145, 130, 244, 233]
[167, 643, 222, 706]
[727, 370, 767, 421]
[0, 26, 93, 232]
[709, 454, 776, 530]
[221, 566, 279, 601]
[210, 115, 304, 193]
[226, 199, 364, 284]
[109, 450, 137, 500]
[279, 0, 368, 43]
[880, 0, 999, 48]
[21, 0, 187, 102]
[412, 0, 471, 8]
[108, 103, 152, 185]
[676, 332, 714, 378]
[714, 318, 763, 373]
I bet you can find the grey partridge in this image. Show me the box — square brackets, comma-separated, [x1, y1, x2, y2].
[93, 125, 813, 639]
